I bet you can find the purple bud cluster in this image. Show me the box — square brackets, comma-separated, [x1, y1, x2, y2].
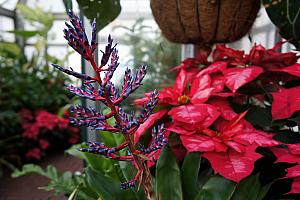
[103, 48, 119, 84]
[139, 124, 167, 154]
[80, 142, 116, 156]
[69, 105, 107, 130]
[100, 35, 116, 67]
[137, 90, 159, 124]
[64, 10, 97, 60]
[120, 179, 136, 190]
[53, 11, 167, 190]
[117, 107, 137, 132]
[52, 64, 92, 80]
[105, 81, 120, 102]
[67, 84, 104, 101]
[121, 66, 147, 99]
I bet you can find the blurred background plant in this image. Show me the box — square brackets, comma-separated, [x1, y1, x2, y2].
[113, 18, 181, 97]
[0, 3, 80, 175]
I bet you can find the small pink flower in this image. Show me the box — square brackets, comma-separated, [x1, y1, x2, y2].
[39, 139, 50, 150]
[22, 124, 40, 140]
[18, 109, 33, 123]
[26, 148, 41, 160]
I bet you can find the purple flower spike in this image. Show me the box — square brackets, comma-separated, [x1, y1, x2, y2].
[52, 64, 93, 80]
[139, 124, 167, 154]
[120, 180, 136, 190]
[53, 11, 166, 194]
[100, 35, 116, 67]
[137, 89, 159, 124]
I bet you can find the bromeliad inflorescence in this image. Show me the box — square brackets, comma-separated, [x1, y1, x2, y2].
[52, 10, 166, 198]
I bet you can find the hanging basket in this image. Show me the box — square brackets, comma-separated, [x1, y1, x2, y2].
[150, 0, 261, 45]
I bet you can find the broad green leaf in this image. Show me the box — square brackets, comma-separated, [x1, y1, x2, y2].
[85, 167, 136, 200]
[181, 152, 201, 200]
[263, 0, 300, 50]
[76, 0, 121, 32]
[231, 174, 261, 200]
[194, 175, 236, 200]
[156, 145, 183, 200]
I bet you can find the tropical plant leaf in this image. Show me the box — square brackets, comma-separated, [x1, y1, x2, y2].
[85, 167, 137, 200]
[181, 152, 201, 200]
[194, 174, 236, 200]
[231, 174, 262, 200]
[76, 0, 121, 32]
[156, 145, 183, 200]
[63, 0, 73, 13]
[263, 0, 300, 50]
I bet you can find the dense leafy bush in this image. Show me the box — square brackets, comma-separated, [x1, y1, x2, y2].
[0, 4, 79, 173]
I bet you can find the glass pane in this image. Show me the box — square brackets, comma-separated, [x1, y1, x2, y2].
[24, 45, 35, 60]
[48, 46, 68, 60]
[49, 20, 67, 44]
[26, 0, 71, 13]
[120, 0, 151, 13]
[0, 0, 18, 10]
[0, 16, 15, 42]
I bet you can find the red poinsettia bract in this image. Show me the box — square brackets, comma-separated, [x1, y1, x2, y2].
[272, 144, 300, 194]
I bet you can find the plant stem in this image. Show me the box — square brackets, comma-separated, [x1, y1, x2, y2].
[105, 92, 156, 199]
[123, 134, 156, 200]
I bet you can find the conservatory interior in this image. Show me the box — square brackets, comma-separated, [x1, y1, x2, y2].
[0, 0, 300, 199]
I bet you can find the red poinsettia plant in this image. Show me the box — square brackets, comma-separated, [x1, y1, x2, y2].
[19, 109, 80, 160]
[135, 42, 300, 195]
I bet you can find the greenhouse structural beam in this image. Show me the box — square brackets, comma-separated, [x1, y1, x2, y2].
[53, 13, 69, 20]
[0, 7, 14, 18]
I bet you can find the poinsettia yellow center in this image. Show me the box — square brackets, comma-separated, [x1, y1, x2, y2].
[178, 95, 190, 104]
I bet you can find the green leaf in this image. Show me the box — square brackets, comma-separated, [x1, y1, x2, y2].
[12, 164, 48, 178]
[257, 182, 273, 200]
[246, 107, 274, 128]
[63, 0, 73, 13]
[0, 42, 21, 58]
[194, 175, 236, 200]
[82, 150, 119, 180]
[181, 152, 201, 200]
[76, 0, 121, 32]
[231, 174, 261, 200]
[65, 144, 85, 159]
[85, 167, 137, 200]
[7, 30, 39, 38]
[263, 0, 300, 50]
[16, 3, 54, 35]
[156, 145, 183, 200]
